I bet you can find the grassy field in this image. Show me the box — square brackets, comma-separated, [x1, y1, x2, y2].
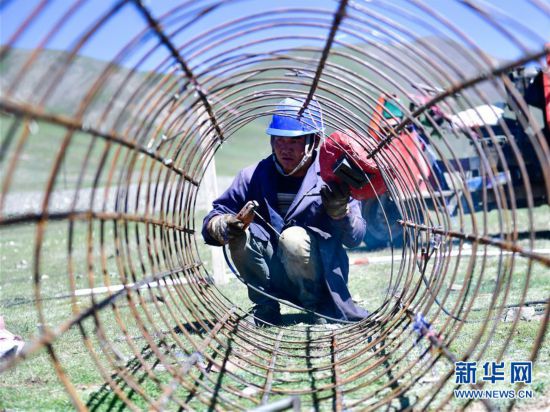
[1, 111, 549, 410]
[0, 113, 270, 194]
[1, 202, 549, 410]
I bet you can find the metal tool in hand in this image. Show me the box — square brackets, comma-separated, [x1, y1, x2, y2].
[235, 200, 284, 238]
[235, 200, 259, 230]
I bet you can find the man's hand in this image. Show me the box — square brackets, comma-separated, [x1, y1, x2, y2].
[207, 214, 246, 244]
[321, 181, 350, 220]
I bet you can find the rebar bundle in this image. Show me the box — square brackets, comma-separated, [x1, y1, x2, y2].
[0, 0, 549, 410]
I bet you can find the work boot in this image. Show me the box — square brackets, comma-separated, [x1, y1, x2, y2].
[252, 305, 281, 327]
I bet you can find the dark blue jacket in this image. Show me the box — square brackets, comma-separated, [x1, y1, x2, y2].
[202, 155, 369, 321]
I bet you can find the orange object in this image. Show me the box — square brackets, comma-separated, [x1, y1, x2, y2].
[351, 257, 370, 266]
[368, 95, 431, 195]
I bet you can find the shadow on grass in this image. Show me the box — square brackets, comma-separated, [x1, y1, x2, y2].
[305, 328, 320, 411]
[86, 340, 171, 411]
[207, 338, 233, 412]
[279, 313, 328, 327]
[379, 338, 411, 410]
[172, 319, 216, 336]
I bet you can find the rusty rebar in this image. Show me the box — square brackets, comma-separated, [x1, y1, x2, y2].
[1, 1, 549, 411]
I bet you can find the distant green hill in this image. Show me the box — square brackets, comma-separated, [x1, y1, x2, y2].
[214, 120, 272, 176]
[1, 39, 505, 182]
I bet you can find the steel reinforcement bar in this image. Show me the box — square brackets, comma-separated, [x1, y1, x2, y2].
[0, 1, 548, 410]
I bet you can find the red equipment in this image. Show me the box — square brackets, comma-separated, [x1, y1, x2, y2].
[319, 95, 431, 200]
[319, 130, 387, 200]
[544, 44, 550, 130]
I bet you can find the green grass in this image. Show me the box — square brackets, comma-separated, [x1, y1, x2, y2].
[2, 112, 550, 410]
[0, 113, 271, 194]
[1, 114, 111, 193]
[1, 204, 549, 410]
[213, 120, 272, 177]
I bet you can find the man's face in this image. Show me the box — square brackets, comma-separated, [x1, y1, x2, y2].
[271, 135, 307, 174]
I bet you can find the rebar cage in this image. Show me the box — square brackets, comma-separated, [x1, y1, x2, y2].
[0, 0, 549, 410]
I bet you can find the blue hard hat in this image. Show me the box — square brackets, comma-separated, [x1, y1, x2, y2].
[266, 97, 324, 137]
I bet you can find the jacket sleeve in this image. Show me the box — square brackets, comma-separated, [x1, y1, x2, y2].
[331, 198, 366, 248]
[201, 170, 249, 246]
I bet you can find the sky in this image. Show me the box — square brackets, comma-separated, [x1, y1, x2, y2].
[0, 0, 549, 72]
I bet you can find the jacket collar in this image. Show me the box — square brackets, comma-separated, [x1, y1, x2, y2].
[284, 154, 323, 220]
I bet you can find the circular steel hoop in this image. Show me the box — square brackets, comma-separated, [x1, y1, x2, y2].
[0, 1, 548, 410]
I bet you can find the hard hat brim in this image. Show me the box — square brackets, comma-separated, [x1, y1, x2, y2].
[266, 127, 321, 137]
